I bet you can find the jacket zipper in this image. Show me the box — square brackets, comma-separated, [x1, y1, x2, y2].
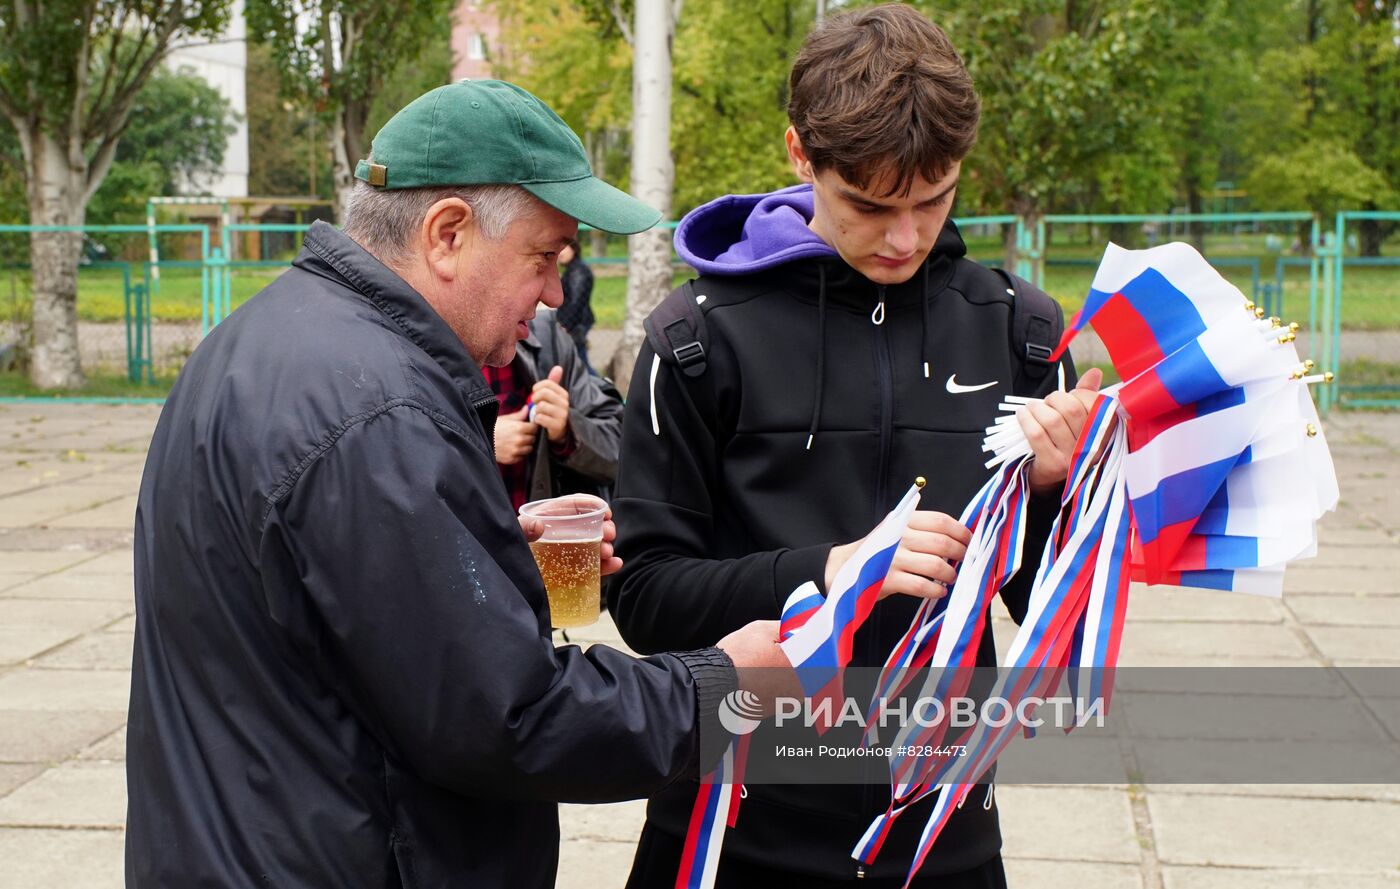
[861, 285, 895, 861]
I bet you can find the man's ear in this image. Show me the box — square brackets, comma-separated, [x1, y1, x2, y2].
[785, 126, 815, 184]
[419, 197, 475, 282]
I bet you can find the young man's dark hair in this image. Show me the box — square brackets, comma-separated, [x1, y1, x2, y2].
[608, 5, 1102, 887]
[788, 4, 981, 197]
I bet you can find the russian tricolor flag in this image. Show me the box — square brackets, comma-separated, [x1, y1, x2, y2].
[780, 484, 921, 731]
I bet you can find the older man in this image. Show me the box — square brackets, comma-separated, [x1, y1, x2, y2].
[125, 80, 786, 889]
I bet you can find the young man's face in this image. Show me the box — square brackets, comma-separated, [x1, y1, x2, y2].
[787, 128, 960, 286]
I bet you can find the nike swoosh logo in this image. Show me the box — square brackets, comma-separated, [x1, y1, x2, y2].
[946, 374, 998, 394]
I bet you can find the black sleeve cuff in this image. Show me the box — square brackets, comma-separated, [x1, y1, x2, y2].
[773, 543, 835, 611]
[672, 646, 738, 775]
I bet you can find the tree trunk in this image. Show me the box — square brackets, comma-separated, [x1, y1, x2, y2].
[1358, 218, 1383, 257]
[586, 130, 609, 259]
[1186, 184, 1206, 253]
[330, 108, 360, 224]
[24, 128, 87, 390]
[610, 0, 676, 394]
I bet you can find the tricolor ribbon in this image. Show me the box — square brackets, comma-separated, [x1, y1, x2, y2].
[674, 485, 922, 889]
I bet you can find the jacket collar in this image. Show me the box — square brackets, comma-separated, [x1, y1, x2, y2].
[294, 221, 494, 406]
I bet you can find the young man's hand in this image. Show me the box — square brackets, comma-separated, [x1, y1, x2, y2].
[824, 510, 972, 601]
[1017, 367, 1105, 496]
[494, 406, 538, 465]
[530, 366, 572, 443]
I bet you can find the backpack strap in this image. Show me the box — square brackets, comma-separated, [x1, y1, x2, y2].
[644, 281, 710, 378]
[995, 267, 1062, 390]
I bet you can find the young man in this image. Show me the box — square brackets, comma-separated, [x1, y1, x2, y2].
[609, 7, 1102, 887]
[125, 80, 791, 889]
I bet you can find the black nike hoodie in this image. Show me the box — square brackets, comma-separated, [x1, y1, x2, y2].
[608, 184, 1074, 880]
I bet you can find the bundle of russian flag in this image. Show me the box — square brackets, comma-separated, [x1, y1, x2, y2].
[674, 242, 1337, 889]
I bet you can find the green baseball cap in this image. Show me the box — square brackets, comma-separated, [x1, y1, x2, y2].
[354, 80, 661, 235]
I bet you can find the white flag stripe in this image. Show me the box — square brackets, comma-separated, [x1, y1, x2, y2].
[1089, 242, 1247, 326]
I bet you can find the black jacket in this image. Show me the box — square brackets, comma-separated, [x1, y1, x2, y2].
[517, 309, 623, 501]
[125, 222, 737, 888]
[608, 221, 1072, 880]
[556, 256, 595, 343]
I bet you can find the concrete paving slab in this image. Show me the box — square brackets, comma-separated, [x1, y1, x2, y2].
[47, 495, 138, 530]
[0, 761, 126, 828]
[1004, 860, 1144, 889]
[0, 598, 130, 632]
[1118, 692, 1391, 743]
[0, 827, 124, 889]
[1303, 543, 1400, 570]
[0, 764, 40, 797]
[77, 726, 126, 762]
[1150, 783, 1400, 803]
[1287, 594, 1400, 627]
[1126, 587, 1284, 624]
[1305, 626, 1400, 663]
[34, 632, 134, 671]
[0, 710, 127, 762]
[0, 626, 83, 665]
[0, 669, 130, 711]
[556, 838, 639, 889]
[103, 615, 135, 634]
[1117, 622, 1312, 664]
[1162, 866, 1400, 889]
[1285, 567, 1400, 596]
[559, 800, 646, 843]
[0, 572, 135, 602]
[66, 550, 133, 575]
[0, 488, 127, 528]
[1132, 739, 1400, 785]
[1148, 792, 1400, 870]
[996, 786, 1140, 864]
[0, 550, 95, 574]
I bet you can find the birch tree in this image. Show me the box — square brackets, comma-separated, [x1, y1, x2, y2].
[607, 0, 679, 392]
[0, 0, 232, 388]
[245, 0, 455, 221]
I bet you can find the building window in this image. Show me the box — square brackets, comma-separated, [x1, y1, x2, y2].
[468, 33, 487, 60]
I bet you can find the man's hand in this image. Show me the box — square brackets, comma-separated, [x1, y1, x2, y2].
[716, 620, 799, 703]
[1017, 367, 1105, 496]
[494, 406, 537, 465]
[530, 366, 571, 443]
[518, 508, 624, 577]
[824, 510, 972, 601]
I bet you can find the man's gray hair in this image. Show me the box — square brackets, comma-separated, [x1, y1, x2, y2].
[343, 179, 536, 264]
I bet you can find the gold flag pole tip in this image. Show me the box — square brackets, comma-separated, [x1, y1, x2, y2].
[915, 477, 927, 489]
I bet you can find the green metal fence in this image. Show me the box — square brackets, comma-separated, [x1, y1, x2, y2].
[1330, 211, 1400, 410]
[1, 214, 1396, 414]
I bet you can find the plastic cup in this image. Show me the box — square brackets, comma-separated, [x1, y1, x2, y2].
[518, 494, 607, 629]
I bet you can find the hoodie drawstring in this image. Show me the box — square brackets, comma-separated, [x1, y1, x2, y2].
[806, 265, 827, 451]
[920, 261, 932, 379]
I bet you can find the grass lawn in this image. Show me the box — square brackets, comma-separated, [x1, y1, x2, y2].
[0, 370, 178, 399]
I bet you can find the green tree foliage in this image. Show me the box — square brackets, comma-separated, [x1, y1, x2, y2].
[91, 66, 237, 222]
[245, 0, 458, 218]
[1239, 0, 1400, 252]
[0, 0, 234, 388]
[246, 42, 334, 197]
[496, 0, 809, 214]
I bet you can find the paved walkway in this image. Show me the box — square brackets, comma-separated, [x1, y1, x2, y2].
[0, 401, 1396, 888]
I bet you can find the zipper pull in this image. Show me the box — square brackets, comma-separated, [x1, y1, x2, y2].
[871, 287, 886, 326]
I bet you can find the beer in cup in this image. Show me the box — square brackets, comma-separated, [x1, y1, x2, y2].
[518, 494, 607, 629]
